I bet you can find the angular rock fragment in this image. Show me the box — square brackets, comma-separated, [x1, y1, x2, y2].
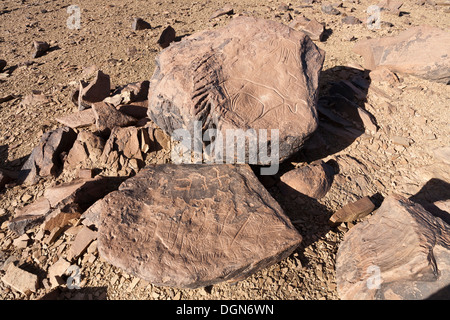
[329, 196, 375, 226]
[55, 109, 96, 129]
[132, 18, 151, 31]
[100, 126, 145, 175]
[18, 127, 77, 185]
[2, 263, 38, 295]
[92, 101, 137, 136]
[209, 5, 234, 20]
[32, 41, 49, 58]
[336, 194, 450, 300]
[65, 131, 105, 170]
[280, 161, 334, 199]
[68, 226, 97, 261]
[288, 15, 325, 41]
[98, 164, 302, 289]
[48, 258, 70, 288]
[157, 25, 176, 49]
[106, 81, 150, 106]
[148, 17, 324, 163]
[78, 70, 111, 110]
[342, 16, 362, 25]
[9, 177, 123, 235]
[353, 26, 450, 83]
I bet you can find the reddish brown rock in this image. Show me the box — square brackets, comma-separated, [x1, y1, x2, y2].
[100, 126, 145, 175]
[157, 25, 176, 49]
[9, 177, 122, 235]
[68, 226, 97, 261]
[148, 17, 324, 163]
[65, 131, 105, 170]
[329, 196, 375, 226]
[280, 161, 334, 199]
[78, 70, 111, 110]
[353, 26, 450, 83]
[336, 194, 450, 300]
[55, 109, 96, 129]
[288, 15, 325, 41]
[18, 127, 77, 185]
[97, 164, 302, 289]
[92, 101, 137, 136]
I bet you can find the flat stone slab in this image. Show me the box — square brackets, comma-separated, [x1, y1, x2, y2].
[336, 194, 450, 300]
[147, 16, 325, 163]
[98, 164, 302, 289]
[353, 26, 450, 83]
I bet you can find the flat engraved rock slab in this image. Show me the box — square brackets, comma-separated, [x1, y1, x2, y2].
[98, 164, 302, 288]
[353, 26, 450, 84]
[147, 16, 325, 163]
[336, 194, 450, 300]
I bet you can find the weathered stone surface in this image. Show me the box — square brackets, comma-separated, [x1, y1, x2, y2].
[65, 131, 105, 170]
[55, 109, 96, 129]
[18, 127, 77, 185]
[288, 15, 325, 41]
[336, 194, 450, 300]
[92, 101, 137, 136]
[68, 226, 97, 261]
[280, 161, 334, 199]
[2, 263, 38, 295]
[97, 164, 302, 289]
[117, 101, 148, 119]
[353, 27, 450, 83]
[78, 70, 111, 110]
[9, 177, 122, 235]
[148, 17, 324, 163]
[157, 25, 176, 49]
[329, 196, 375, 226]
[100, 126, 145, 175]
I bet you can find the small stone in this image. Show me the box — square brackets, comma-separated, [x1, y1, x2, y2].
[55, 109, 96, 129]
[91, 101, 137, 136]
[78, 70, 111, 110]
[392, 136, 412, 147]
[280, 161, 334, 199]
[68, 226, 97, 261]
[13, 234, 29, 249]
[209, 5, 234, 20]
[288, 15, 325, 41]
[341, 15, 362, 24]
[321, 4, 341, 15]
[157, 25, 176, 49]
[2, 263, 39, 295]
[132, 18, 151, 31]
[32, 41, 50, 58]
[329, 196, 376, 226]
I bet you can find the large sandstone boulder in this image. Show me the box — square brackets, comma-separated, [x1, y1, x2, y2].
[336, 194, 450, 300]
[353, 26, 450, 84]
[147, 16, 325, 163]
[97, 164, 302, 289]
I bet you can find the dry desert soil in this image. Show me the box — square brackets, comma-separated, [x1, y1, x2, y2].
[0, 0, 449, 301]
